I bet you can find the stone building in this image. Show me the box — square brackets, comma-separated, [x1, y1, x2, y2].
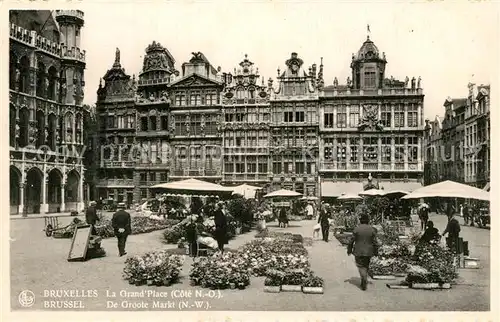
[441, 97, 466, 183]
[423, 116, 444, 185]
[319, 36, 425, 197]
[464, 83, 490, 189]
[94, 48, 137, 204]
[221, 55, 271, 186]
[168, 52, 224, 185]
[9, 10, 87, 215]
[268, 53, 322, 196]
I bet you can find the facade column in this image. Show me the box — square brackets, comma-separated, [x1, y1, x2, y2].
[346, 137, 351, 170]
[333, 138, 338, 170]
[60, 178, 66, 212]
[359, 136, 364, 170]
[40, 166, 48, 214]
[377, 136, 382, 170]
[404, 103, 408, 128]
[404, 136, 409, 171]
[417, 136, 423, 172]
[72, 112, 76, 143]
[391, 136, 395, 171]
[418, 104, 423, 128]
[78, 166, 84, 212]
[391, 104, 395, 129]
[19, 183, 25, 214]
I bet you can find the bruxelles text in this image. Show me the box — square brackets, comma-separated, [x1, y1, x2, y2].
[29, 143, 485, 164]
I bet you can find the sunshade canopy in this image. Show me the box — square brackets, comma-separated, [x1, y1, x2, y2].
[359, 189, 385, 196]
[232, 184, 262, 199]
[337, 193, 362, 200]
[263, 189, 302, 198]
[401, 180, 490, 201]
[151, 178, 233, 196]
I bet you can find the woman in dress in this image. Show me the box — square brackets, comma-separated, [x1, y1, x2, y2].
[347, 214, 379, 291]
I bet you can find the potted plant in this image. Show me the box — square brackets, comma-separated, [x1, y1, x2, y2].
[235, 221, 242, 235]
[281, 269, 307, 292]
[302, 275, 324, 294]
[264, 269, 284, 293]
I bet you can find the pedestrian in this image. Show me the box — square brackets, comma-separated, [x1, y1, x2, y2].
[85, 201, 99, 235]
[306, 203, 314, 220]
[318, 204, 331, 242]
[279, 207, 288, 228]
[463, 203, 470, 225]
[347, 214, 379, 291]
[442, 210, 461, 253]
[213, 202, 228, 254]
[419, 205, 429, 231]
[112, 202, 131, 257]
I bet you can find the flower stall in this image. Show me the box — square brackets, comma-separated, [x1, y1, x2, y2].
[123, 251, 184, 286]
[189, 252, 251, 290]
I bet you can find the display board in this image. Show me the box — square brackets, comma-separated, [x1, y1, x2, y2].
[67, 224, 92, 262]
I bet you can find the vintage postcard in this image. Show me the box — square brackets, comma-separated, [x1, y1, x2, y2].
[3, 0, 498, 321]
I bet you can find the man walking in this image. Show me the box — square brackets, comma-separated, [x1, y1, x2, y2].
[347, 214, 379, 291]
[85, 201, 99, 235]
[112, 202, 131, 257]
[419, 205, 429, 231]
[318, 204, 331, 242]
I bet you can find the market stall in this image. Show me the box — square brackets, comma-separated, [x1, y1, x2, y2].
[263, 189, 303, 227]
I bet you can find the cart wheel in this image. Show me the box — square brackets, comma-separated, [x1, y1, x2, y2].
[45, 224, 53, 237]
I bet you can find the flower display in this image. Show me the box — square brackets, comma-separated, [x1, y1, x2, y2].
[369, 257, 408, 276]
[378, 244, 411, 258]
[302, 275, 324, 288]
[408, 242, 458, 283]
[282, 268, 310, 286]
[163, 215, 236, 244]
[189, 252, 251, 289]
[123, 251, 184, 286]
[238, 238, 309, 276]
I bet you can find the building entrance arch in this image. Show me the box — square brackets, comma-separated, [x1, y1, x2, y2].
[26, 167, 43, 214]
[10, 166, 21, 214]
[48, 169, 63, 213]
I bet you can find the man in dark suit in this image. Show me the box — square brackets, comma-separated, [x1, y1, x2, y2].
[85, 201, 99, 235]
[318, 204, 331, 242]
[112, 202, 131, 257]
[347, 214, 379, 291]
[442, 212, 461, 253]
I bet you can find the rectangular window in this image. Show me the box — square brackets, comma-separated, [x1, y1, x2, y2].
[408, 104, 418, 127]
[295, 161, 305, 174]
[349, 106, 359, 127]
[258, 156, 268, 173]
[284, 112, 294, 122]
[225, 160, 234, 173]
[127, 115, 135, 128]
[149, 116, 157, 131]
[107, 116, 115, 128]
[324, 113, 334, 128]
[161, 116, 168, 131]
[337, 138, 347, 162]
[295, 111, 305, 122]
[140, 117, 148, 131]
[160, 173, 168, 182]
[247, 156, 257, 173]
[381, 137, 391, 163]
[381, 105, 392, 127]
[337, 106, 347, 128]
[364, 69, 376, 88]
[149, 172, 156, 182]
[394, 105, 404, 127]
[363, 137, 378, 162]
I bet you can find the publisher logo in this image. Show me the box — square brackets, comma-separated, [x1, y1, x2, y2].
[18, 290, 35, 308]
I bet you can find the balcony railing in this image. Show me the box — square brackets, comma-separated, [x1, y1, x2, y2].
[96, 179, 134, 186]
[61, 45, 86, 63]
[363, 163, 378, 170]
[102, 161, 136, 168]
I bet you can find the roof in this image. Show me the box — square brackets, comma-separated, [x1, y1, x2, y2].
[168, 72, 222, 87]
[444, 97, 467, 108]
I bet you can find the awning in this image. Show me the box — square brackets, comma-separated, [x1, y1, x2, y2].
[321, 181, 363, 198]
[484, 182, 490, 191]
[379, 182, 423, 193]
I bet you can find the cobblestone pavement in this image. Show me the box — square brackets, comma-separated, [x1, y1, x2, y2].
[10, 213, 489, 311]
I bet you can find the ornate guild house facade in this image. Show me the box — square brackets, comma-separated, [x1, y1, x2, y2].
[319, 36, 425, 197]
[221, 55, 271, 186]
[9, 10, 87, 215]
[91, 34, 426, 204]
[269, 53, 322, 196]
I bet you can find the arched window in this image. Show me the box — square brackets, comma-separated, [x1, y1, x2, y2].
[19, 108, 29, 148]
[75, 113, 82, 143]
[36, 62, 46, 98]
[48, 114, 57, 150]
[47, 66, 58, 101]
[10, 51, 17, 90]
[10, 105, 16, 147]
[19, 56, 30, 94]
[236, 88, 246, 99]
[36, 110, 45, 147]
[65, 113, 73, 143]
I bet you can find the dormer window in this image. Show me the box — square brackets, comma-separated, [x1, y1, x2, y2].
[364, 67, 376, 88]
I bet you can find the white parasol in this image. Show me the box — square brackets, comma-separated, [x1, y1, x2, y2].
[263, 189, 302, 198]
[401, 180, 489, 201]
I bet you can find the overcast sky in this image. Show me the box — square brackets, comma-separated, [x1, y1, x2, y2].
[71, 1, 498, 119]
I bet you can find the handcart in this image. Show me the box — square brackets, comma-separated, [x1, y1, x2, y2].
[44, 216, 82, 237]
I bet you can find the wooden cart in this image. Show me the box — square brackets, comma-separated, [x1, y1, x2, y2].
[44, 216, 61, 237]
